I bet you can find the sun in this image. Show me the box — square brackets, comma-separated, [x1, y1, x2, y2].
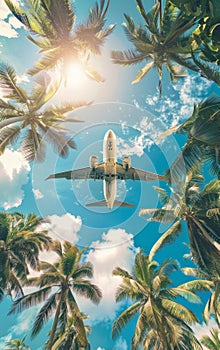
[64, 62, 87, 87]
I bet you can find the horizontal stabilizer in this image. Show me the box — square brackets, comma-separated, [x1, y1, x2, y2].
[86, 200, 107, 207]
[86, 200, 134, 207]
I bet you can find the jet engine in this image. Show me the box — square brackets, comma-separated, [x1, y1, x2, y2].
[122, 156, 131, 170]
[90, 156, 98, 169]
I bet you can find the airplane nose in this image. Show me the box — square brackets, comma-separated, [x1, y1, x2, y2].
[108, 130, 114, 138]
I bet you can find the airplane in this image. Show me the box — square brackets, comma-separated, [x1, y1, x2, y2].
[46, 129, 167, 209]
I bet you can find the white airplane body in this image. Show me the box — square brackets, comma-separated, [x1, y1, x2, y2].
[47, 130, 166, 209]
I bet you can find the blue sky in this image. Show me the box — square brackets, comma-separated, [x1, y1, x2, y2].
[0, 0, 219, 349]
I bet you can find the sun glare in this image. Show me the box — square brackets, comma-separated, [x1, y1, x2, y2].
[65, 63, 86, 87]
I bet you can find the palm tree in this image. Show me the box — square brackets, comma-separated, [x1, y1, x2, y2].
[160, 95, 220, 180]
[139, 169, 220, 275]
[0, 62, 89, 161]
[5, 336, 30, 350]
[4, 0, 115, 82]
[112, 233, 203, 350]
[182, 266, 220, 328]
[9, 241, 102, 350]
[201, 328, 220, 350]
[111, 0, 199, 95]
[51, 313, 91, 350]
[0, 212, 51, 300]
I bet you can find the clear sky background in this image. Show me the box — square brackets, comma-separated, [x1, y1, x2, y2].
[0, 1, 219, 349]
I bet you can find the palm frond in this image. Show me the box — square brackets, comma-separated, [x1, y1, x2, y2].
[132, 61, 154, 84]
[149, 220, 182, 261]
[139, 208, 176, 223]
[31, 291, 58, 338]
[20, 129, 46, 162]
[0, 125, 20, 153]
[9, 286, 52, 315]
[112, 301, 141, 339]
[192, 52, 220, 86]
[161, 299, 199, 324]
[72, 281, 102, 305]
[4, 0, 31, 28]
[27, 49, 61, 76]
[40, 0, 75, 39]
[84, 64, 105, 83]
[112, 267, 133, 279]
[111, 50, 147, 66]
[0, 63, 28, 103]
[136, 1, 160, 35]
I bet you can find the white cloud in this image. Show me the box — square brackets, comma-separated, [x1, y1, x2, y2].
[193, 318, 219, 341]
[0, 18, 18, 38]
[0, 0, 24, 38]
[11, 307, 39, 335]
[0, 0, 12, 20]
[0, 149, 30, 209]
[115, 337, 128, 350]
[0, 334, 12, 349]
[8, 15, 23, 29]
[79, 228, 138, 323]
[32, 188, 44, 199]
[17, 74, 29, 84]
[44, 213, 82, 243]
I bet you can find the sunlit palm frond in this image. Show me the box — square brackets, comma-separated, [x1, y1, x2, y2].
[148, 220, 182, 261]
[40, 0, 75, 39]
[136, 0, 160, 35]
[4, 0, 31, 28]
[0, 125, 20, 153]
[32, 291, 58, 338]
[9, 286, 52, 315]
[201, 328, 220, 350]
[111, 49, 148, 66]
[192, 52, 220, 86]
[20, 129, 46, 162]
[27, 49, 61, 76]
[112, 302, 142, 339]
[72, 281, 102, 305]
[0, 63, 27, 103]
[139, 208, 177, 222]
[161, 298, 199, 324]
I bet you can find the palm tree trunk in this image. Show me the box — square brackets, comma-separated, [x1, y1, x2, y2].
[46, 292, 63, 350]
[151, 298, 170, 350]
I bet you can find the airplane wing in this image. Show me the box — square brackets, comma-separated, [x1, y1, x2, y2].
[46, 164, 105, 180]
[116, 163, 167, 181]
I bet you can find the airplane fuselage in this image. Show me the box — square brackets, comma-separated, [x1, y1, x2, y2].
[103, 130, 117, 209]
[47, 129, 167, 209]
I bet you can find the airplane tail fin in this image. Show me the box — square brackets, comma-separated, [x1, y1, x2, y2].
[86, 200, 134, 207]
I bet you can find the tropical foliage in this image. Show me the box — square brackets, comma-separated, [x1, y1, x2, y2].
[0, 62, 89, 161]
[160, 95, 220, 179]
[182, 266, 220, 328]
[200, 328, 220, 350]
[9, 241, 102, 349]
[4, 0, 115, 82]
[0, 0, 220, 348]
[5, 336, 30, 349]
[112, 249, 202, 350]
[0, 212, 51, 300]
[140, 170, 220, 275]
[111, 0, 200, 95]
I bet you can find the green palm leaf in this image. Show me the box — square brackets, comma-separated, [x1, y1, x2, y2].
[0, 63, 27, 103]
[112, 301, 142, 339]
[9, 286, 52, 315]
[32, 291, 58, 338]
[72, 281, 102, 304]
[149, 220, 182, 261]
